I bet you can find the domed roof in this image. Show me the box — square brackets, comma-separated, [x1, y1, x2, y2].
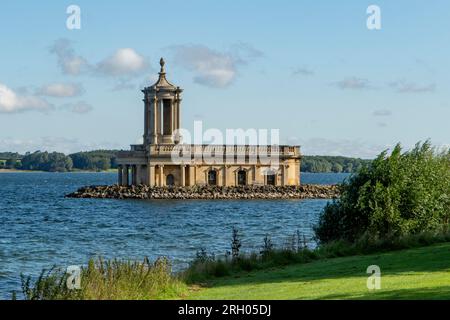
[149, 58, 178, 91]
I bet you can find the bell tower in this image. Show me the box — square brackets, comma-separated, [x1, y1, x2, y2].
[142, 58, 182, 145]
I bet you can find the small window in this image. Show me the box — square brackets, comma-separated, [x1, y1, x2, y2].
[166, 174, 175, 186]
[267, 173, 276, 186]
[237, 170, 247, 186]
[208, 170, 217, 186]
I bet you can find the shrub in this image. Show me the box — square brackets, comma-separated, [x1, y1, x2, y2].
[315, 141, 450, 243]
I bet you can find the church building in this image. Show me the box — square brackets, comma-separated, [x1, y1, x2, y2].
[116, 58, 301, 187]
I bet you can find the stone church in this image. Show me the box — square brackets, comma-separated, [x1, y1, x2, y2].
[116, 58, 301, 187]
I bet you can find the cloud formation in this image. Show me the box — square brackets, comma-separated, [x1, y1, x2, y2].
[0, 136, 123, 154]
[170, 43, 262, 88]
[50, 39, 89, 75]
[333, 77, 371, 90]
[50, 39, 149, 78]
[292, 67, 314, 76]
[60, 101, 93, 114]
[287, 136, 390, 159]
[37, 83, 84, 97]
[389, 80, 436, 93]
[0, 83, 53, 113]
[96, 48, 149, 76]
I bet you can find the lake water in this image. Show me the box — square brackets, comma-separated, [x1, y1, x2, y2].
[0, 171, 349, 299]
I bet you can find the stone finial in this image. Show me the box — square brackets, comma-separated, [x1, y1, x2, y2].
[159, 57, 165, 73]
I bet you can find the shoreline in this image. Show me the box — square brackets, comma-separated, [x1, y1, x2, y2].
[66, 184, 340, 200]
[0, 169, 117, 173]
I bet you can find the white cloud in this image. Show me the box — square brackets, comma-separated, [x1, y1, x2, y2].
[287, 137, 391, 159]
[0, 83, 53, 113]
[60, 101, 93, 114]
[170, 43, 262, 88]
[50, 39, 89, 75]
[389, 80, 436, 93]
[50, 39, 149, 78]
[333, 77, 371, 90]
[0, 137, 124, 154]
[96, 48, 149, 76]
[38, 83, 84, 97]
[292, 67, 314, 76]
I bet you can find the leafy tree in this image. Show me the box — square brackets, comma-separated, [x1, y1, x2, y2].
[315, 141, 450, 243]
[21, 151, 72, 172]
[301, 156, 370, 173]
[331, 163, 343, 173]
[5, 158, 18, 169]
[69, 150, 118, 171]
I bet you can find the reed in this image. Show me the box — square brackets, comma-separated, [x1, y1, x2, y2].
[20, 256, 187, 300]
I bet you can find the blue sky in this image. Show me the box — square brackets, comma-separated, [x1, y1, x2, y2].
[0, 0, 449, 158]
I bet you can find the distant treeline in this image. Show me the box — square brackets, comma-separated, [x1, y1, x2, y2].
[1, 150, 371, 173]
[0, 150, 119, 172]
[301, 156, 371, 173]
[69, 150, 119, 171]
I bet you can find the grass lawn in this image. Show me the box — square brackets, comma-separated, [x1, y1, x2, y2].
[187, 243, 450, 300]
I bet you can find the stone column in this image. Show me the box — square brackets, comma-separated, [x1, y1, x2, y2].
[159, 165, 164, 187]
[177, 96, 181, 131]
[173, 99, 178, 133]
[180, 165, 186, 187]
[148, 165, 155, 187]
[122, 165, 129, 186]
[131, 165, 137, 186]
[170, 99, 175, 136]
[153, 96, 159, 144]
[223, 166, 227, 186]
[141, 165, 146, 185]
[252, 165, 257, 185]
[118, 165, 123, 185]
[136, 165, 142, 185]
[282, 165, 288, 186]
[173, 99, 179, 144]
[217, 169, 222, 187]
[144, 95, 149, 144]
[189, 166, 195, 186]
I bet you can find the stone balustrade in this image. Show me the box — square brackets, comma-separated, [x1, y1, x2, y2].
[148, 144, 300, 157]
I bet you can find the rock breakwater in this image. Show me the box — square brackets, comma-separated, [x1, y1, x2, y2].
[66, 184, 340, 200]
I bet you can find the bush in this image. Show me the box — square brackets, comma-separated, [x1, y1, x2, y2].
[315, 141, 450, 243]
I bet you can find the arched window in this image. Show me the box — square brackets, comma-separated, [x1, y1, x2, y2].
[267, 173, 276, 186]
[166, 174, 175, 186]
[237, 170, 247, 186]
[208, 170, 217, 186]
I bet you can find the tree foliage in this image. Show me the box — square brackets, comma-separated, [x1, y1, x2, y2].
[315, 141, 450, 243]
[69, 150, 118, 171]
[301, 156, 370, 173]
[20, 151, 73, 172]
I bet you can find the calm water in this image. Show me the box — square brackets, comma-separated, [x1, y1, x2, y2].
[0, 171, 349, 299]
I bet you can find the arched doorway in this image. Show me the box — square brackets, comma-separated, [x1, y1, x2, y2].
[237, 170, 247, 186]
[166, 174, 175, 186]
[208, 170, 217, 186]
[267, 173, 276, 186]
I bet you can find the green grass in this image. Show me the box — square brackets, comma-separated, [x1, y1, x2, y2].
[188, 243, 450, 300]
[20, 257, 188, 300]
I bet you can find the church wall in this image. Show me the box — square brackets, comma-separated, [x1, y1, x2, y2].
[120, 159, 301, 187]
[163, 165, 181, 186]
